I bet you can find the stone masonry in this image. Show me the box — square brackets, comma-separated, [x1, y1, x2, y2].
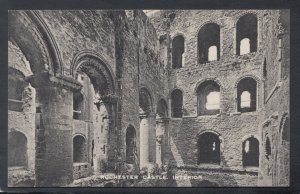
[7, 10, 289, 187]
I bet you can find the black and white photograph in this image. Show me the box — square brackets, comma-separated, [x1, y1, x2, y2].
[7, 9, 290, 187]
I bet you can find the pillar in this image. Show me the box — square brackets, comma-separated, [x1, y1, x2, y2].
[140, 113, 149, 169]
[156, 118, 169, 167]
[27, 72, 81, 187]
[99, 94, 118, 172]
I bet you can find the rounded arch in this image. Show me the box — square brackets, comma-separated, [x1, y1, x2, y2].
[194, 78, 223, 94]
[241, 134, 261, 144]
[198, 129, 221, 138]
[168, 87, 184, 98]
[139, 86, 154, 114]
[197, 22, 221, 64]
[196, 79, 222, 116]
[171, 33, 186, 42]
[125, 124, 137, 164]
[8, 130, 28, 167]
[70, 51, 116, 96]
[8, 11, 63, 75]
[241, 135, 260, 167]
[234, 75, 260, 89]
[235, 12, 258, 55]
[235, 75, 259, 113]
[234, 11, 259, 26]
[72, 133, 87, 142]
[73, 134, 87, 163]
[195, 20, 223, 38]
[197, 130, 222, 164]
[156, 98, 169, 118]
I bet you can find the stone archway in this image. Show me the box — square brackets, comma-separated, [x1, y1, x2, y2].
[72, 53, 117, 173]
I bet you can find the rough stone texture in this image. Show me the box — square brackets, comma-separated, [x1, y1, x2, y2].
[8, 10, 289, 187]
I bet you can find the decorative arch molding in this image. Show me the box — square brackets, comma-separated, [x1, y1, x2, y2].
[70, 50, 116, 96]
[72, 133, 87, 142]
[8, 11, 63, 75]
[194, 78, 223, 94]
[195, 20, 223, 38]
[234, 74, 261, 89]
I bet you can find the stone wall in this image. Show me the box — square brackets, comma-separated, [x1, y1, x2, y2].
[7, 9, 289, 187]
[258, 10, 290, 186]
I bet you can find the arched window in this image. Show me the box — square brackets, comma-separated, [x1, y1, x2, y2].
[265, 137, 271, 160]
[171, 89, 183, 118]
[8, 68, 28, 112]
[73, 135, 87, 163]
[242, 137, 259, 167]
[73, 91, 84, 120]
[198, 132, 221, 164]
[126, 126, 136, 164]
[237, 77, 257, 113]
[197, 80, 220, 115]
[8, 131, 28, 167]
[172, 35, 185, 69]
[236, 14, 258, 55]
[198, 23, 220, 64]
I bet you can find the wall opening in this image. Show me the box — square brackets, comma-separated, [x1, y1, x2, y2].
[73, 91, 84, 120]
[265, 137, 271, 160]
[197, 80, 220, 115]
[172, 35, 184, 69]
[236, 13, 258, 55]
[8, 131, 28, 168]
[171, 89, 183, 118]
[8, 68, 28, 112]
[197, 132, 221, 164]
[73, 135, 87, 163]
[198, 23, 220, 64]
[242, 137, 259, 167]
[126, 125, 137, 164]
[263, 58, 267, 78]
[237, 77, 257, 113]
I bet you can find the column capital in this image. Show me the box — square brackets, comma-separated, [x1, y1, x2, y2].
[26, 71, 82, 91]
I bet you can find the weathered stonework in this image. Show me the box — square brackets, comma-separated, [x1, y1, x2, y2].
[8, 9, 289, 187]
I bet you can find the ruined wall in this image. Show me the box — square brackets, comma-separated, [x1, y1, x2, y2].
[258, 10, 290, 186]
[8, 41, 35, 171]
[38, 10, 116, 76]
[148, 10, 269, 186]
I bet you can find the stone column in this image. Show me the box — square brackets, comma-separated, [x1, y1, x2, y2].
[140, 113, 149, 169]
[99, 94, 118, 172]
[27, 72, 81, 187]
[156, 118, 169, 167]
